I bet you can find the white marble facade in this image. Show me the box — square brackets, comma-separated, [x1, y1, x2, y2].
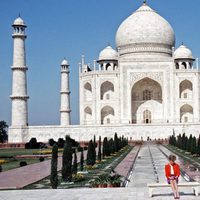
[80, 2, 199, 126]
[8, 2, 200, 143]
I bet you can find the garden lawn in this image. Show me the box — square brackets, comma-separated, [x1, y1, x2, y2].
[0, 148, 41, 157]
[0, 148, 52, 171]
[2, 158, 42, 171]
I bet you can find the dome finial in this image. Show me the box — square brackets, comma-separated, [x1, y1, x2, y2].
[143, 0, 147, 5]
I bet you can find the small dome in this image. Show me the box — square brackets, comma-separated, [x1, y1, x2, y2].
[115, 2, 175, 57]
[174, 45, 194, 60]
[13, 17, 26, 26]
[61, 59, 69, 65]
[98, 46, 118, 61]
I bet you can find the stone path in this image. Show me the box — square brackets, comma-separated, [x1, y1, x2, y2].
[114, 145, 140, 178]
[0, 151, 87, 189]
[0, 187, 198, 200]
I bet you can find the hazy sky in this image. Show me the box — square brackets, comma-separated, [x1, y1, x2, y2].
[0, 0, 200, 125]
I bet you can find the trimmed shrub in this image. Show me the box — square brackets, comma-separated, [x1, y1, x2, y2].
[97, 136, 102, 161]
[103, 137, 109, 157]
[49, 138, 56, 146]
[86, 140, 95, 166]
[62, 136, 73, 182]
[25, 138, 40, 149]
[20, 161, 27, 167]
[58, 138, 65, 148]
[80, 148, 84, 171]
[50, 144, 58, 189]
[191, 136, 197, 155]
[72, 150, 78, 174]
[39, 157, 45, 162]
[197, 135, 200, 155]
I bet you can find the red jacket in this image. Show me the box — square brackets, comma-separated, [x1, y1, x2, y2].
[165, 163, 180, 179]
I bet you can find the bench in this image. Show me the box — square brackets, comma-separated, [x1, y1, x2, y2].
[147, 182, 200, 197]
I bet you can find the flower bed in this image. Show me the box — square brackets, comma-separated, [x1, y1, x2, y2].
[0, 159, 7, 164]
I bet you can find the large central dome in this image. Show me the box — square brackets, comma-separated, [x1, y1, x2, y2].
[115, 2, 175, 57]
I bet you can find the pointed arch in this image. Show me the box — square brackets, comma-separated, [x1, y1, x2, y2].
[101, 106, 114, 124]
[179, 80, 193, 99]
[180, 104, 193, 123]
[84, 82, 92, 101]
[84, 106, 92, 124]
[100, 81, 114, 100]
[131, 77, 162, 124]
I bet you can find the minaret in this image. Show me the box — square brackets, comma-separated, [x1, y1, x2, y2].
[10, 16, 29, 127]
[60, 59, 71, 126]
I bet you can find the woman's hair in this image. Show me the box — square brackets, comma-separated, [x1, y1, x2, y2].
[169, 155, 176, 162]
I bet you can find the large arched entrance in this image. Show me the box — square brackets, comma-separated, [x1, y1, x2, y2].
[131, 78, 163, 124]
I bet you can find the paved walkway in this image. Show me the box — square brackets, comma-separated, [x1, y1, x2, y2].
[114, 145, 140, 178]
[0, 187, 198, 200]
[0, 151, 87, 189]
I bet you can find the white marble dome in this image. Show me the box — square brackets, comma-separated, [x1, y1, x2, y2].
[115, 2, 175, 56]
[61, 59, 69, 65]
[174, 45, 194, 60]
[99, 46, 118, 60]
[13, 17, 26, 26]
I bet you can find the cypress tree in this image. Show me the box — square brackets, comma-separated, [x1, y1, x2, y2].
[114, 133, 119, 152]
[103, 137, 109, 157]
[191, 136, 197, 155]
[80, 148, 84, 171]
[177, 134, 181, 149]
[109, 138, 115, 154]
[184, 136, 188, 151]
[197, 135, 200, 155]
[93, 135, 96, 163]
[182, 133, 186, 150]
[72, 149, 78, 174]
[50, 144, 58, 189]
[169, 136, 172, 145]
[97, 136, 102, 161]
[62, 136, 73, 182]
[187, 134, 193, 152]
[86, 140, 95, 166]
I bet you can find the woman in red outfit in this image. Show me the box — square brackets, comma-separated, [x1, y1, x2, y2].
[165, 155, 180, 199]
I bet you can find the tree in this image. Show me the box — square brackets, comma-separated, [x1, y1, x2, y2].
[72, 149, 78, 174]
[62, 136, 73, 182]
[109, 138, 115, 155]
[197, 135, 200, 155]
[187, 134, 193, 152]
[57, 138, 65, 148]
[50, 144, 58, 189]
[49, 138, 56, 146]
[86, 140, 95, 166]
[93, 135, 96, 163]
[97, 136, 102, 162]
[103, 137, 109, 157]
[114, 133, 119, 152]
[80, 148, 84, 171]
[0, 121, 8, 143]
[191, 136, 197, 155]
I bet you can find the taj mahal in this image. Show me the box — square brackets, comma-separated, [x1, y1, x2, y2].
[8, 2, 200, 143]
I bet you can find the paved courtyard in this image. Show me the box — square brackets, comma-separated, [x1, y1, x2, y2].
[0, 187, 198, 200]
